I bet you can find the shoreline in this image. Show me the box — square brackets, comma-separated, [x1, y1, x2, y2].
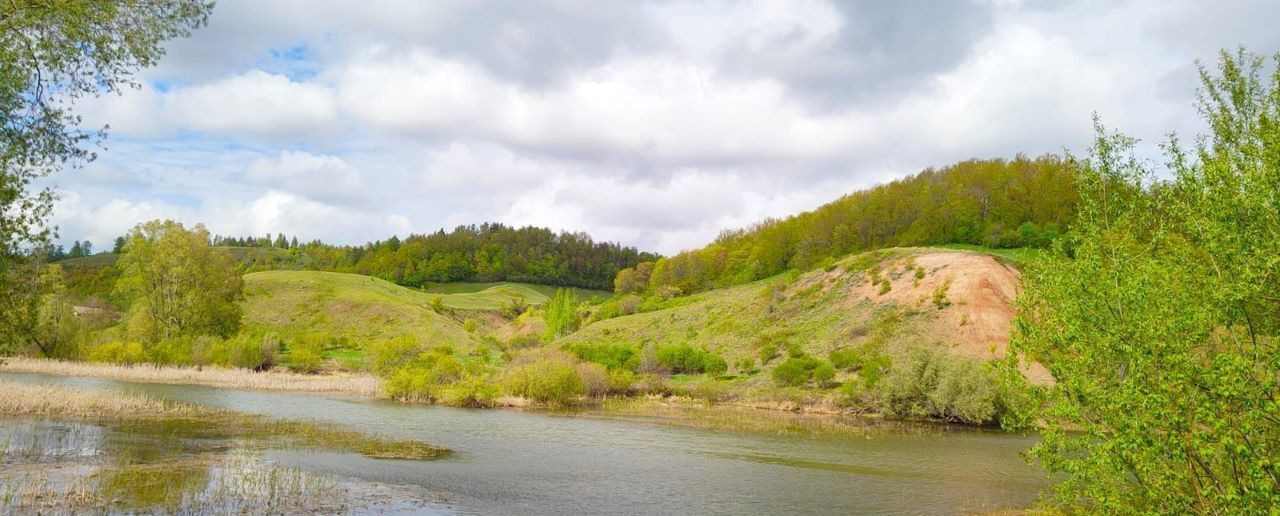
[0, 357, 380, 397]
[0, 357, 1015, 436]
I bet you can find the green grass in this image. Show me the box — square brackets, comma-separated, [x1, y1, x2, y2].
[931, 243, 1045, 266]
[322, 348, 364, 361]
[420, 281, 609, 310]
[560, 250, 931, 389]
[242, 270, 482, 349]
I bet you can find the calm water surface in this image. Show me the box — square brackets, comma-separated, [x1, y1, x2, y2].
[0, 372, 1045, 515]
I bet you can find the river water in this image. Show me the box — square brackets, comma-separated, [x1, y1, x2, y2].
[0, 372, 1045, 515]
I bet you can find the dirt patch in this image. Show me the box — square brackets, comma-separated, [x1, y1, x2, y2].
[850, 250, 1052, 384]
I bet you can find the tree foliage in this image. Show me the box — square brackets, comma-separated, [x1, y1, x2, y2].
[542, 288, 582, 341]
[635, 155, 1076, 296]
[292, 224, 655, 291]
[115, 220, 242, 342]
[1011, 49, 1280, 513]
[0, 0, 211, 353]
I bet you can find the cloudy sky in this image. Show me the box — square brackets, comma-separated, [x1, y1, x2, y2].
[47, 0, 1280, 254]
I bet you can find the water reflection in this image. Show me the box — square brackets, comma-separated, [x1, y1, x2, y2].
[0, 372, 1046, 515]
[0, 418, 441, 514]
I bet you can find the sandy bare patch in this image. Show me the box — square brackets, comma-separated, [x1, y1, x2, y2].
[850, 251, 1053, 384]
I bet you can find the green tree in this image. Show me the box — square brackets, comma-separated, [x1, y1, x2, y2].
[1011, 50, 1280, 513]
[542, 288, 581, 341]
[0, 1, 211, 354]
[115, 220, 242, 342]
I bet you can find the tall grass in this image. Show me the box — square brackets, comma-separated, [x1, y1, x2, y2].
[1, 357, 378, 396]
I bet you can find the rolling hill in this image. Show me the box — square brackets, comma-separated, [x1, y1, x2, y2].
[241, 270, 482, 347]
[419, 282, 609, 310]
[561, 246, 1051, 385]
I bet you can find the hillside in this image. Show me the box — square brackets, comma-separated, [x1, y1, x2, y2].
[421, 282, 609, 310]
[628, 156, 1076, 298]
[241, 270, 482, 347]
[563, 247, 1051, 386]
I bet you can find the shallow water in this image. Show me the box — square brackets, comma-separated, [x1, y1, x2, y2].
[0, 372, 1045, 515]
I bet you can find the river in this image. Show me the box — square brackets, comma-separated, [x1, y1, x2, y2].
[0, 371, 1044, 514]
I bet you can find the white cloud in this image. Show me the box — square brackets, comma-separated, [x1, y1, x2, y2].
[336, 51, 862, 166]
[244, 151, 367, 205]
[48, 0, 1280, 256]
[81, 70, 338, 140]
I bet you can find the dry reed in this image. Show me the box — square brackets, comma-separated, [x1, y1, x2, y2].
[0, 357, 379, 397]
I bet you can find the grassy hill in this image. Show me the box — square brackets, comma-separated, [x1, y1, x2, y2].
[241, 270, 482, 348]
[420, 282, 609, 310]
[560, 246, 1048, 390]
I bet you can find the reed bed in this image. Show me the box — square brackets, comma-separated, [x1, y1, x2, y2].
[0, 382, 207, 419]
[0, 357, 379, 396]
[0, 380, 449, 460]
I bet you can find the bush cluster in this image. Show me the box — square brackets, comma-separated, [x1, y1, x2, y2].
[873, 346, 998, 424]
[655, 344, 727, 375]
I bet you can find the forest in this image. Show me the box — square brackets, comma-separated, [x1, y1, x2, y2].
[624, 155, 1077, 296]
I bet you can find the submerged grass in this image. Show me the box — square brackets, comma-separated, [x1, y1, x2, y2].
[1, 357, 379, 396]
[0, 381, 448, 460]
[0, 452, 435, 515]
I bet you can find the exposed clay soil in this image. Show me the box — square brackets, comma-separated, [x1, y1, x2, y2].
[851, 250, 1053, 384]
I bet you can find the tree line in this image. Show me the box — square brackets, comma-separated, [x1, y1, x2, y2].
[301, 224, 658, 291]
[616, 155, 1078, 296]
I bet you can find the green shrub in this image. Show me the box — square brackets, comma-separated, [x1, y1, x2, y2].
[771, 356, 820, 387]
[225, 332, 279, 371]
[607, 368, 637, 395]
[873, 346, 997, 424]
[382, 350, 464, 402]
[285, 334, 327, 374]
[785, 341, 805, 359]
[500, 296, 529, 319]
[932, 280, 952, 309]
[437, 375, 499, 407]
[148, 337, 193, 365]
[542, 288, 582, 341]
[385, 367, 434, 402]
[190, 335, 220, 366]
[812, 362, 836, 386]
[86, 341, 147, 365]
[734, 357, 758, 375]
[757, 342, 779, 364]
[859, 355, 891, 388]
[561, 342, 638, 371]
[497, 349, 587, 405]
[829, 348, 861, 370]
[656, 344, 727, 375]
[618, 294, 642, 315]
[367, 335, 420, 376]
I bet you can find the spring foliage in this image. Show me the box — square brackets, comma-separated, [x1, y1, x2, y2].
[619, 156, 1076, 297]
[1011, 50, 1280, 512]
[114, 220, 243, 342]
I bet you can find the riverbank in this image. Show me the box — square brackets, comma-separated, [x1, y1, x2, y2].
[0, 357, 379, 396]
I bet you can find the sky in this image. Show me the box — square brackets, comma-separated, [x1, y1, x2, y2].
[46, 0, 1280, 255]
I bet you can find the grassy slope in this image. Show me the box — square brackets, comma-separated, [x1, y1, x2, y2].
[420, 282, 610, 310]
[560, 249, 925, 385]
[560, 246, 1029, 390]
[242, 270, 482, 348]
